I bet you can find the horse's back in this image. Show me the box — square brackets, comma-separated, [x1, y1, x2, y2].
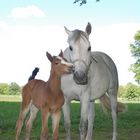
[92, 52, 118, 79]
[24, 79, 46, 92]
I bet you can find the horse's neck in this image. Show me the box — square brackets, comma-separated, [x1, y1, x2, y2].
[48, 71, 61, 93]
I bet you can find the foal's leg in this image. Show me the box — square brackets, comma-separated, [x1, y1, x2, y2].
[52, 110, 61, 140]
[86, 101, 95, 140]
[108, 89, 118, 140]
[62, 99, 71, 140]
[40, 108, 50, 140]
[15, 106, 30, 140]
[25, 105, 39, 140]
[16, 91, 31, 140]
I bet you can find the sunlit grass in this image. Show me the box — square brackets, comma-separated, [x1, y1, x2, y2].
[0, 95, 21, 102]
[0, 95, 140, 140]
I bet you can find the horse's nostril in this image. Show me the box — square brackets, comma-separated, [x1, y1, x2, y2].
[73, 71, 88, 85]
[74, 71, 85, 80]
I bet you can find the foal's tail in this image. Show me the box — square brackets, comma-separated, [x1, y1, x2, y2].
[99, 94, 127, 113]
[28, 67, 39, 81]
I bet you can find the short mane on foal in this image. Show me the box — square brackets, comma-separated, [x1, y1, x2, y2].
[16, 50, 73, 140]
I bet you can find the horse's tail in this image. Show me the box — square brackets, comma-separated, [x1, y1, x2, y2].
[99, 94, 127, 113]
[28, 67, 39, 82]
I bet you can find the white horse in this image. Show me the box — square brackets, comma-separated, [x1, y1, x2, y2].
[61, 23, 126, 140]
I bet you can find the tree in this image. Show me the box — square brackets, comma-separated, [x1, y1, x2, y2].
[123, 83, 140, 100]
[130, 31, 140, 84]
[118, 85, 125, 97]
[0, 83, 9, 95]
[73, 0, 100, 6]
[8, 82, 21, 95]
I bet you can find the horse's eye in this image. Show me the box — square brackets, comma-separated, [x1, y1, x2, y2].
[88, 46, 91, 51]
[69, 46, 73, 51]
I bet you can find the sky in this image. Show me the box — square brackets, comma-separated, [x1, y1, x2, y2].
[0, 0, 140, 86]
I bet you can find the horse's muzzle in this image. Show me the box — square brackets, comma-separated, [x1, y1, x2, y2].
[73, 71, 88, 85]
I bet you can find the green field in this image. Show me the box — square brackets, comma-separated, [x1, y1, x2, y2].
[0, 96, 140, 140]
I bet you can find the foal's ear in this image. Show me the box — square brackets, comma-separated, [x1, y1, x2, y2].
[85, 22, 92, 35]
[64, 26, 71, 35]
[59, 50, 63, 58]
[46, 52, 53, 62]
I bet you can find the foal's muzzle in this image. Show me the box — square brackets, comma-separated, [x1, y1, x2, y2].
[73, 71, 88, 85]
[66, 64, 75, 74]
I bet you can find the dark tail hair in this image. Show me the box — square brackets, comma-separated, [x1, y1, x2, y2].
[28, 67, 39, 82]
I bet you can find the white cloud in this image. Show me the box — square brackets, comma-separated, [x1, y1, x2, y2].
[10, 5, 46, 18]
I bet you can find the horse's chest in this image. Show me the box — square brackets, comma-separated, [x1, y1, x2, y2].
[47, 94, 64, 112]
[62, 83, 87, 100]
[61, 74, 89, 100]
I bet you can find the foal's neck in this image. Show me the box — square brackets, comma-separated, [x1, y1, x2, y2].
[48, 71, 61, 93]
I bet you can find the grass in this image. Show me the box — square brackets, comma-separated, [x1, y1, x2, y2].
[0, 95, 21, 102]
[0, 95, 140, 140]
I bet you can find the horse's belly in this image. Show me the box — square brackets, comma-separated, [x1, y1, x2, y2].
[89, 58, 111, 100]
[89, 75, 110, 100]
[90, 87, 108, 100]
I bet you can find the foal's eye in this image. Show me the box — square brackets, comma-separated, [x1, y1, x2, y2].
[55, 60, 60, 65]
[88, 46, 91, 51]
[55, 62, 59, 65]
[69, 46, 73, 51]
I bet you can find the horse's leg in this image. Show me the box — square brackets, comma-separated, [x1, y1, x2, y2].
[86, 101, 95, 140]
[25, 105, 39, 140]
[16, 93, 31, 140]
[52, 110, 61, 140]
[108, 89, 117, 140]
[62, 99, 71, 140]
[15, 107, 30, 140]
[40, 107, 50, 140]
[80, 93, 90, 140]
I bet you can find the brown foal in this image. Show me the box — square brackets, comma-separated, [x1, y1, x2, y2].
[15, 51, 73, 140]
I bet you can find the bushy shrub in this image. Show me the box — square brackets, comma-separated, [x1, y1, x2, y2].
[0, 82, 21, 95]
[0, 83, 9, 95]
[8, 82, 21, 95]
[119, 83, 140, 100]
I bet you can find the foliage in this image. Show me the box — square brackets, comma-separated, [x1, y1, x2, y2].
[118, 85, 125, 97]
[0, 83, 9, 95]
[130, 30, 140, 84]
[119, 83, 140, 100]
[73, 0, 100, 6]
[8, 82, 21, 95]
[0, 82, 21, 95]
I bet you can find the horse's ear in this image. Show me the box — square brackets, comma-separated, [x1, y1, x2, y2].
[59, 50, 63, 58]
[85, 22, 92, 35]
[46, 52, 53, 62]
[64, 26, 71, 35]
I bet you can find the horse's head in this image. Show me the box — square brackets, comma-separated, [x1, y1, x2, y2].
[46, 50, 74, 76]
[64, 23, 92, 85]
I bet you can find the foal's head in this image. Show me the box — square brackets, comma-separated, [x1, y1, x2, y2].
[46, 50, 74, 76]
